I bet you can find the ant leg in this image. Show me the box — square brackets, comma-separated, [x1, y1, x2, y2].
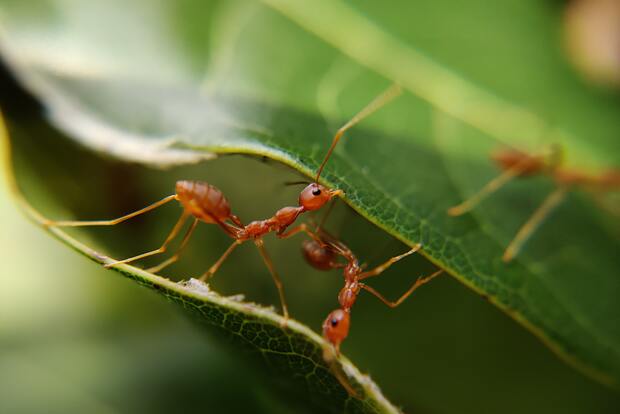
[360, 268, 443, 308]
[316, 197, 338, 231]
[447, 167, 528, 216]
[146, 218, 199, 273]
[503, 187, 568, 262]
[199, 239, 243, 281]
[43, 195, 178, 227]
[104, 212, 189, 268]
[315, 84, 402, 181]
[358, 244, 422, 281]
[448, 144, 562, 217]
[254, 239, 289, 321]
[278, 223, 323, 245]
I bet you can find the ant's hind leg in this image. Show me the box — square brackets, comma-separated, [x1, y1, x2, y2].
[146, 218, 198, 274]
[502, 187, 567, 262]
[448, 144, 562, 217]
[447, 167, 526, 216]
[199, 240, 243, 282]
[43, 195, 178, 227]
[358, 244, 422, 281]
[254, 239, 289, 322]
[104, 211, 189, 268]
[361, 268, 443, 308]
[277, 223, 323, 245]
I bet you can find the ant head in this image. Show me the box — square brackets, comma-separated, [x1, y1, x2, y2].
[322, 309, 350, 347]
[302, 239, 336, 271]
[298, 183, 341, 211]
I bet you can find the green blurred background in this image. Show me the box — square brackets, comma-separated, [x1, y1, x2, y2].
[1, 0, 619, 413]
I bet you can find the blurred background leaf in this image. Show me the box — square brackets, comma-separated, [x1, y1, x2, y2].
[0, 0, 619, 413]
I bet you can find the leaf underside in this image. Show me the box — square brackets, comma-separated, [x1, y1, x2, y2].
[0, 0, 619, 396]
[1, 116, 401, 414]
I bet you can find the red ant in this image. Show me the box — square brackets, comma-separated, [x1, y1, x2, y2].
[301, 229, 443, 353]
[43, 84, 403, 319]
[299, 229, 442, 395]
[448, 145, 620, 262]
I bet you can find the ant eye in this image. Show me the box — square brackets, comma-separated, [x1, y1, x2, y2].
[331, 318, 339, 327]
[312, 188, 322, 196]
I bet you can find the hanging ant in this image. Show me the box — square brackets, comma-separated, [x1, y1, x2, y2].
[301, 229, 443, 353]
[43, 84, 403, 319]
[447, 145, 620, 262]
[298, 228, 442, 395]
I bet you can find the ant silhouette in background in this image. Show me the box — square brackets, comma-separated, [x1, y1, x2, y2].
[448, 145, 620, 262]
[44, 84, 403, 319]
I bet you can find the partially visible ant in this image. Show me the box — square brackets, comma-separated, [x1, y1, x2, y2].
[299, 229, 443, 395]
[448, 145, 620, 262]
[44, 84, 403, 319]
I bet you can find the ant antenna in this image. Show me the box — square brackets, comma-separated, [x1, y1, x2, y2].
[283, 180, 311, 186]
[314, 84, 403, 183]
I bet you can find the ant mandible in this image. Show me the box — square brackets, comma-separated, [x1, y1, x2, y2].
[44, 84, 403, 319]
[448, 145, 620, 262]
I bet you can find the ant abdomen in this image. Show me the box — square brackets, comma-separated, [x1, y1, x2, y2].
[302, 239, 336, 270]
[175, 180, 232, 223]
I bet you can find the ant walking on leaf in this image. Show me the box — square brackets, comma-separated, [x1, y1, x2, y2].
[44, 84, 403, 319]
[448, 145, 620, 262]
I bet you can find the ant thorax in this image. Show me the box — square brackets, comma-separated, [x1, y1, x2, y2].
[338, 280, 360, 310]
[274, 206, 304, 229]
[240, 205, 304, 239]
[344, 261, 361, 281]
[241, 220, 270, 239]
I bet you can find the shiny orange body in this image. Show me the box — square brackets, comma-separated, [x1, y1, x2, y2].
[303, 234, 440, 351]
[305, 238, 361, 350]
[176, 180, 236, 225]
[175, 180, 338, 241]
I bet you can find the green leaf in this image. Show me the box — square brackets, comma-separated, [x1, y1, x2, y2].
[1, 0, 619, 393]
[0, 117, 400, 413]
